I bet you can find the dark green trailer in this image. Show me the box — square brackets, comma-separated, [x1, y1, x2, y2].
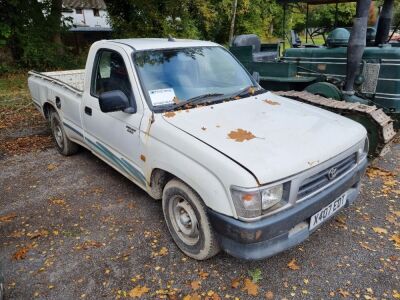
[230, 0, 398, 157]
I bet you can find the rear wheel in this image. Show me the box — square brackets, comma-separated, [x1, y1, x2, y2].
[50, 110, 79, 156]
[162, 179, 220, 260]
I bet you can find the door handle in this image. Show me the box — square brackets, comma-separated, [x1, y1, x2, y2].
[85, 106, 92, 116]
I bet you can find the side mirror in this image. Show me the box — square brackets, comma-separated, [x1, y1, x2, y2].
[252, 71, 260, 83]
[99, 90, 131, 113]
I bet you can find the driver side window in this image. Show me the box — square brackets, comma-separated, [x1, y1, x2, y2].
[92, 50, 133, 100]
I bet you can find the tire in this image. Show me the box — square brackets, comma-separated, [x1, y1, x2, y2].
[162, 179, 220, 260]
[50, 110, 79, 156]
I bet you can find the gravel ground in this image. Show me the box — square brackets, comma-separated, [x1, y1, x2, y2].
[0, 139, 399, 299]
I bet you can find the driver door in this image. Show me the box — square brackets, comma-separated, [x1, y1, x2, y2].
[82, 46, 146, 187]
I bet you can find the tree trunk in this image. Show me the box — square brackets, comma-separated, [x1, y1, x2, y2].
[228, 0, 238, 45]
[50, 0, 64, 54]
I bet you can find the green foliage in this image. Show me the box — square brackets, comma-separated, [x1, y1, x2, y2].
[248, 268, 262, 283]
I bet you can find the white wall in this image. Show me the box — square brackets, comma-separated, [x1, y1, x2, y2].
[63, 8, 111, 28]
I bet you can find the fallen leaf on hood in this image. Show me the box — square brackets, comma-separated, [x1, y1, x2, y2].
[128, 285, 150, 298]
[242, 278, 259, 296]
[164, 112, 176, 118]
[264, 99, 280, 105]
[287, 258, 300, 270]
[0, 213, 17, 223]
[227, 129, 256, 142]
[372, 227, 388, 235]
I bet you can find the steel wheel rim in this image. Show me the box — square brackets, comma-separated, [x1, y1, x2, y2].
[53, 119, 64, 148]
[168, 195, 200, 246]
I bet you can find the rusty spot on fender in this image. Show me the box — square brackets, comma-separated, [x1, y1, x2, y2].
[227, 129, 256, 142]
[164, 111, 176, 118]
[140, 155, 146, 162]
[264, 100, 280, 106]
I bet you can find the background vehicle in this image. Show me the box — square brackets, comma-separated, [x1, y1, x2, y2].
[230, 0, 398, 158]
[28, 38, 368, 260]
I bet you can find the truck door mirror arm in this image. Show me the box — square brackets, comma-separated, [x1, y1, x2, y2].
[99, 90, 136, 114]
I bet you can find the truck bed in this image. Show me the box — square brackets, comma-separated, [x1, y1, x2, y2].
[29, 69, 85, 92]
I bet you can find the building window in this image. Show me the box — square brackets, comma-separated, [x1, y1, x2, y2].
[93, 9, 100, 17]
[75, 8, 82, 14]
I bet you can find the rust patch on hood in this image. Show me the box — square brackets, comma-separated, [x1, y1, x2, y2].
[164, 111, 176, 118]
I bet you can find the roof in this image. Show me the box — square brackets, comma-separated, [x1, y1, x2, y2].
[62, 0, 107, 9]
[69, 26, 112, 32]
[109, 38, 219, 51]
[277, 0, 356, 4]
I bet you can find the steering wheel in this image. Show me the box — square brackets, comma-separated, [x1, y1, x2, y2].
[149, 80, 172, 89]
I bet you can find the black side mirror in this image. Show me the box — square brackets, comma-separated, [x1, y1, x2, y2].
[99, 90, 131, 113]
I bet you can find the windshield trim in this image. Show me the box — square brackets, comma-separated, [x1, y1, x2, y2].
[132, 45, 259, 113]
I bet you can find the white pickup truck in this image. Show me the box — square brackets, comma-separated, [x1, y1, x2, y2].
[28, 38, 368, 260]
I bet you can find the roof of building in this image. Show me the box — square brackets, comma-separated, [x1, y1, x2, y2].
[63, 0, 107, 9]
[109, 38, 219, 51]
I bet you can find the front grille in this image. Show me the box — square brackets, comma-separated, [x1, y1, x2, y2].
[297, 153, 357, 200]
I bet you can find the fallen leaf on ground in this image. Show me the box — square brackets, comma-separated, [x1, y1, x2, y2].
[227, 128, 256, 142]
[287, 258, 300, 270]
[390, 234, 400, 248]
[265, 290, 274, 299]
[27, 229, 49, 239]
[393, 290, 400, 299]
[366, 167, 394, 179]
[199, 270, 209, 279]
[359, 242, 376, 251]
[231, 278, 240, 289]
[0, 213, 17, 223]
[338, 289, 350, 298]
[12, 244, 32, 260]
[128, 285, 150, 298]
[183, 294, 201, 300]
[242, 278, 259, 296]
[75, 240, 103, 250]
[50, 198, 66, 206]
[372, 227, 388, 235]
[47, 163, 57, 171]
[190, 280, 201, 291]
[264, 99, 280, 105]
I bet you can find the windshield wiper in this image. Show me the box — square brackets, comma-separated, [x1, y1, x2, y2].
[230, 85, 265, 99]
[174, 93, 224, 110]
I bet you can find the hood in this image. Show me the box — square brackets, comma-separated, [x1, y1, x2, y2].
[162, 92, 366, 184]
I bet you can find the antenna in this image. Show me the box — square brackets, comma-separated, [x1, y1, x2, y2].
[168, 35, 176, 42]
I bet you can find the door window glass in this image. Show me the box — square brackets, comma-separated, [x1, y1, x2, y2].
[93, 50, 133, 100]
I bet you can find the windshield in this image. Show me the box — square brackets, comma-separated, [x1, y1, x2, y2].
[134, 46, 256, 110]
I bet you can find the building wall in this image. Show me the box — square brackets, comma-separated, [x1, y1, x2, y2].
[63, 8, 110, 28]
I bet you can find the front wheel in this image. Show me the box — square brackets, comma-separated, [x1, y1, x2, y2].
[50, 110, 79, 156]
[162, 179, 220, 260]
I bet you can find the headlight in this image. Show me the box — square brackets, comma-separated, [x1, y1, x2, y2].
[231, 183, 287, 219]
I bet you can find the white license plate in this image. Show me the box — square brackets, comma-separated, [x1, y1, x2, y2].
[309, 193, 347, 231]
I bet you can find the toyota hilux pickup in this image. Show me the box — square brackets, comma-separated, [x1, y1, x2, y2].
[28, 38, 368, 260]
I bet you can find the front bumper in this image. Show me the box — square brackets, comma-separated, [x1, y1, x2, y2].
[208, 158, 368, 260]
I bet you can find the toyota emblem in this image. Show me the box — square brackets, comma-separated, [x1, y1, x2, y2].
[328, 167, 338, 180]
